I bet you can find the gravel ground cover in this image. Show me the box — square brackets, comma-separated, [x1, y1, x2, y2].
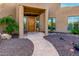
[0, 38, 34, 56]
[44, 33, 79, 56]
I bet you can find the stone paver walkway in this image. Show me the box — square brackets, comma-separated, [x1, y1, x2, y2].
[24, 32, 59, 56]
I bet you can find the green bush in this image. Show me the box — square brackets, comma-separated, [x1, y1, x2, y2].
[71, 29, 79, 34]
[0, 16, 19, 34]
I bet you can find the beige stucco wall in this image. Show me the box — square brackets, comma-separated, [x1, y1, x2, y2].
[0, 4, 16, 19]
[0, 3, 79, 32]
[55, 7, 79, 32]
[40, 13, 45, 32]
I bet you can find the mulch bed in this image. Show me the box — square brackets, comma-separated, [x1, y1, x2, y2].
[44, 33, 79, 56]
[0, 38, 34, 56]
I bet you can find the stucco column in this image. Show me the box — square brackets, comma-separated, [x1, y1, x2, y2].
[18, 5, 24, 38]
[45, 9, 48, 35]
[16, 5, 19, 22]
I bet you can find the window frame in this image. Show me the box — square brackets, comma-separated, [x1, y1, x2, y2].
[48, 17, 56, 32]
[60, 3, 79, 8]
[68, 16, 79, 31]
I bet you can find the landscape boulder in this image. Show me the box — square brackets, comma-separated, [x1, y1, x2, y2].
[1, 33, 12, 40]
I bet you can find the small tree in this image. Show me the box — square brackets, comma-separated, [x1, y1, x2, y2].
[0, 16, 19, 34]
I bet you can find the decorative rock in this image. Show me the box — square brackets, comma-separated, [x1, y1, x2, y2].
[70, 48, 74, 52]
[0, 33, 1, 35]
[1, 33, 12, 40]
[0, 33, 1, 39]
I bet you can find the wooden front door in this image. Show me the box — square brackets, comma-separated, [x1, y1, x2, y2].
[27, 16, 35, 32]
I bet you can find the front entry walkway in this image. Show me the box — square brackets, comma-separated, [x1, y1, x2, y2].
[24, 32, 59, 56]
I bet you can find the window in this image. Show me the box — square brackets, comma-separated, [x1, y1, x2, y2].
[23, 16, 27, 33]
[61, 3, 79, 8]
[35, 16, 40, 32]
[48, 18, 56, 32]
[68, 16, 79, 31]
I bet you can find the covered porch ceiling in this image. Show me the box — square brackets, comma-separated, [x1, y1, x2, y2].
[24, 6, 45, 16]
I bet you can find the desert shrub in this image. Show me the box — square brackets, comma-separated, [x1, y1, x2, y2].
[71, 29, 79, 34]
[0, 16, 19, 34]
